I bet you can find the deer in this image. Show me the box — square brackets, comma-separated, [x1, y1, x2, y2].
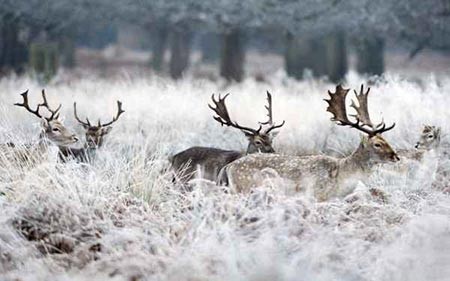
[396, 125, 441, 161]
[1, 90, 79, 167]
[170, 92, 285, 184]
[58, 101, 125, 162]
[220, 84, 400, 201]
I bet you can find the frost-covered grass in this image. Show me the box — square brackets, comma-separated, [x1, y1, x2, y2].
[1, 72, 450, 281]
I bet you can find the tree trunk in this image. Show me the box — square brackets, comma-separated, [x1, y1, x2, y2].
[220, 29, 245, 82]
[356, 36, 384, 76]
[169, 27, 191, 79]
[200, 32, 220, 62]
[59, 36, 76, 68]
[325, 31, 348, 83]
[284, 33, 327, 79]
[0, 14, 27, 73]
[29, 42, 59, 83]
[151, 24, 168, 72]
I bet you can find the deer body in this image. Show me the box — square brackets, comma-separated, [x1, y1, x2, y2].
[171, 92, 284, 183]
[224, 135, 398, 200]
[221, 85, 399, 201]
[171, 146, 242, 182]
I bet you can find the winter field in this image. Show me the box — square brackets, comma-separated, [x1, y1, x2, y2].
[1, 72, 450, 281]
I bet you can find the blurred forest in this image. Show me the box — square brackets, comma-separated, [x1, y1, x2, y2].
[1, 0, 450, 83]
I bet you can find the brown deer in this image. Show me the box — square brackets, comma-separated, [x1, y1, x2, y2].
[58, 101, 125, 162]
[221, 85, 399, 201]
[170, 92, 285, 183]
[1, 90, 78, 166]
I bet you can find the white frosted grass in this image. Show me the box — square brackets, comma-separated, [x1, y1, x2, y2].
[0, 73, 450, 280]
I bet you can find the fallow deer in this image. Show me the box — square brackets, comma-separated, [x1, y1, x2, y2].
[1, 90, 78, 166]
[170, 92, 285, 183]
[221, 85, 399, 201]
[58, 101, 125, 162]
[397, 125, 441, 161]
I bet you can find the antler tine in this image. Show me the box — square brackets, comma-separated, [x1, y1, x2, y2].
[208, 93, 232, 126]
[40, 89, 62, 121]
[373, 122, 396, 135]
[208, 93, 261, 134]
[14, 90, 44, 119]
[100, 100, 125, 127]
[350, 84, 374, 129]
[73, 102, 91, 127]
[265, 120, 286, 134]
[260, 91, 285, 134]
[260, 91, 273, 125]
[325, 85, 351, 125]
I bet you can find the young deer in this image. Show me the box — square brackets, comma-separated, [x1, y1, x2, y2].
[1, 90, 78, 166]
[58, 101, 125, 162]
[171, 92, 285, 183]
[221, 85, 399, 201]
[397, 125, 441, 161]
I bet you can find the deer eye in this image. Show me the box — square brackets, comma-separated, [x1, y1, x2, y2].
[52, 128, 60, 132]
[374, 143, 382, 148]
[428, 135, 434, 139]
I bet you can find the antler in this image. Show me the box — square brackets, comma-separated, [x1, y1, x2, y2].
[260, 91, 273, 125]
[208, 94, 262, 134]
[325, 84, 395, 136]
[73, 101, 124, 128]
[99, 101, 125, 127]
[350, 84, 375, 128]
[14, 89, 61, 122]
[73, 102, 91, 127]
[260, 91, 285, 134]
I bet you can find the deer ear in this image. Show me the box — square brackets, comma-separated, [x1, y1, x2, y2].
[243, 131, 254, 140]
[360, 134, 369, 147]
[102, 126, 113, 135]
[269, 131, 279, 139]
[41, 118, 50, 129]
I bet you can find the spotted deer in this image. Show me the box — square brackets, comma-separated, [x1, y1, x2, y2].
[221, 85, 399, 201]
[58, 101, 125, 162]
[397, 125, 441, 161]
[171, 92, 285, 183]
[1, 90, 78, 167]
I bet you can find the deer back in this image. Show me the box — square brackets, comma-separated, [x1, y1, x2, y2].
[171, 146, 243, 182]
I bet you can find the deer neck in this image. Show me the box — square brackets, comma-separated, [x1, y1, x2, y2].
[339, 143, 372, 175]
[246, 143, 258, 154]
[38, 132, 53, 148]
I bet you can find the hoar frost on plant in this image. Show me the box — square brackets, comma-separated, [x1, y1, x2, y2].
[0, 72, 450, 281]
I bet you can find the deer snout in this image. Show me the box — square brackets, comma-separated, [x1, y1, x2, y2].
[391, 153, 400, 162]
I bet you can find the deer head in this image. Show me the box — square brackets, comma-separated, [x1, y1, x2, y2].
[325, 84, 399, 163]
[415, 125, 441, 150]
[14, 90, 78, 146]
[73, 101, 124, 148]
[209, 92, 285, 153]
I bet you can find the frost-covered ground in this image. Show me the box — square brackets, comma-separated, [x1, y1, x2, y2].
[1, 72, 450, 281]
